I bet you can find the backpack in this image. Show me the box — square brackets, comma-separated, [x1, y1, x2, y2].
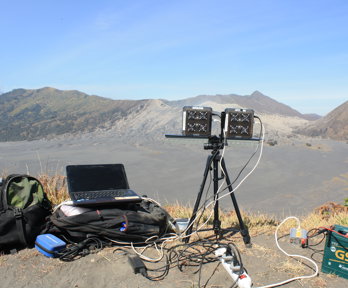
[0, 174, 52, 252]
[46, 200, 175, 244]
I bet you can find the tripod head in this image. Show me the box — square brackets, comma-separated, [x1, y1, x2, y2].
[203, 111, 227, 151]
[204, 135, 224, 150]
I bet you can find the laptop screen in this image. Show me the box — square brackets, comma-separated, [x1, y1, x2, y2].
[66, 164, 130, 192]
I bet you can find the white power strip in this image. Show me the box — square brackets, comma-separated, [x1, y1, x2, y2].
[215, 247, 252, 288]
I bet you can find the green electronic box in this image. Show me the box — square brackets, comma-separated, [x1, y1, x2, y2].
[322, 224, 348, 279]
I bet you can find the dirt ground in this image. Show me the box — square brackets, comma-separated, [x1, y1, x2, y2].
[1, 231, 347, 288]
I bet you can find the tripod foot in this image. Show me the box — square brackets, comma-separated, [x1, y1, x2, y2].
[244, 242, 252, 248]
[213, 219, 221, 237]
[241, 229, 252, 248]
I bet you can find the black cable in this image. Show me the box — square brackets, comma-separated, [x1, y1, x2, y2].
[224, 115, 263, 191]
[186, 147, 220, 235]
[305, 228, 327, 263]
[58, 237, 104, 261]
[183, 116, 263, 243]
[143, 240, 208, 281]
[307, 228, 327, 247]
[141, 237, 244, 286]
[202, 261, 221, 288]
[194, 169, 213, 232]
[193, 115, 263, 217]
[183, 114, 264, 241]
[144, 255, 171, 281]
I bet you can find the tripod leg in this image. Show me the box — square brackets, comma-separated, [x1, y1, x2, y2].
[184, 155, 213, 243]
[212, 155, 221, 237]
[221, 158, 252, 247]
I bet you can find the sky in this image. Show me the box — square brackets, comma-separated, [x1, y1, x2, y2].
[1, 0, 347, 115]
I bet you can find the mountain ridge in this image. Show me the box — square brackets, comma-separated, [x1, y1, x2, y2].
[295, 100, 348, 140]
[167, 90, 319, 120]
[0, 87, 149, 141]
[1, 87, 343, 142]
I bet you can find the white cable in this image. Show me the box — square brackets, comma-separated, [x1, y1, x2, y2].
[180, 119, 264, 239]
[179, 118, 265, 239]
[229, 119, 264, 194]
[254, 216, 319, 288]
[105, 232, 178, 262]
[202, 119, 265, 215]
[140, 196, 162, 207]
[131, 232, 180, 262]
[129, 118, 265, 252]
[131, 240, 164, 262]
[177, 154, 226, 240]
[52, 200, 74, 212]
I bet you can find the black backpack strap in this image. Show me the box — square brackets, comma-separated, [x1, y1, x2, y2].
[1, 174, 21, 211]
[13, 207, 28, 247]
[0, 177, 4, 211]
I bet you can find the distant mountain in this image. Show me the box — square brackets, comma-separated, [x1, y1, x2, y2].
[294, 100, 348, 140]
[167, 91, 312, 119]
[0, 87, 148, 141]
[301, 113, 322, 121]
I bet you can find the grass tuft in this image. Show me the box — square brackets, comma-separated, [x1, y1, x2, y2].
[37, 174, 69, 204]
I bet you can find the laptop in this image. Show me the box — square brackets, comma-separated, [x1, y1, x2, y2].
[66, 164, 142, 206]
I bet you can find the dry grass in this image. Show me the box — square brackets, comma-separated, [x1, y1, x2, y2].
[37, 174, 69, 204]
[164, 204, 347, 238]
[311, 278, 328, 288]
[3, 173, 346, 235]
[163, 203, 281, 235]
[33, 173, 348, 235]
[276, 258, 308, 274]
[1, 170, 8, 178]
[277, 203, 348, 235]
[0, 254, 7, 266]
[163, 203, 193, 219]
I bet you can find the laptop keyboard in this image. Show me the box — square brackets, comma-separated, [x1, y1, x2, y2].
[74, 189, 129, 200]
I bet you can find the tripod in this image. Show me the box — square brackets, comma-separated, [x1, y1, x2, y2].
[184, 136, 251, 247]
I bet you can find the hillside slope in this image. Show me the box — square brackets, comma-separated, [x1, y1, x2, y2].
[295, 100, 348, 140]
[0, 87, 148, 141]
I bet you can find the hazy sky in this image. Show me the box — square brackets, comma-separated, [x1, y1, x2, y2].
[1, 0, 347, 115]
